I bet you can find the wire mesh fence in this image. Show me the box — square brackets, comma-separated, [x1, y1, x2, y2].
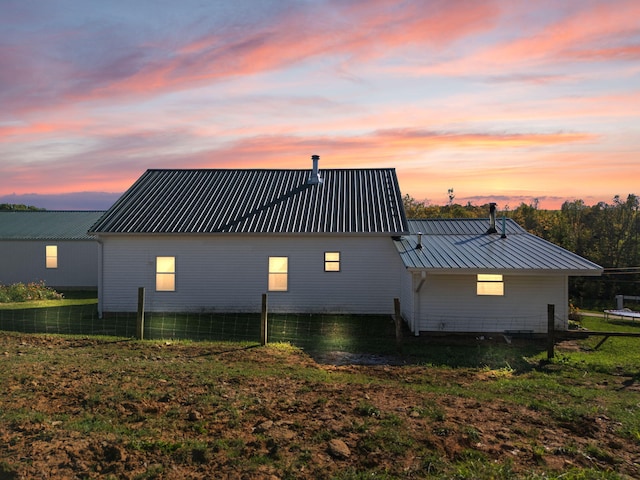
[0, 304, 122, 336]
[422, 313, 553, 334]
[0, 299, 560, 358]
[0, 304, 398, 352]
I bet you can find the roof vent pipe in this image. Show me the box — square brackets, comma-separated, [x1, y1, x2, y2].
[416, 232, 423, 249]
[486, 203, 497, 234]
[308, 154, 323, 185]
[501, 215, 507, 239]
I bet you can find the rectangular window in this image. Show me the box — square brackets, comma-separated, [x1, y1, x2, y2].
[477, 274, 504, 296]
[324, 252, 341, 272]
[46, 245, 58, 269]
[156, 256, 176, 292]
[268, 256, 288, 291]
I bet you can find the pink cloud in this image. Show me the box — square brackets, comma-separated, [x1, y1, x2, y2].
[2, 1, 502, 116]
[0, 119, 93, 141]
[526, 3, 639, 58]
[408, 0, 640, 77]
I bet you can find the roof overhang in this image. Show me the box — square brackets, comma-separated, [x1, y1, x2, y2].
[405, 267, 603, 277]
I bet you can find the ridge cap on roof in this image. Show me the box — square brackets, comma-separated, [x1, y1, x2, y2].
[406, 217, 526, 235]
[408, 217, 502, 220]
[144, 167, 396, 172]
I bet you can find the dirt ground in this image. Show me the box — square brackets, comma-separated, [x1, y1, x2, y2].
[0, 334, 638, 479]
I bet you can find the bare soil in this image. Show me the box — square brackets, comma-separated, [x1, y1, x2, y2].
[0, 334, 638, 479]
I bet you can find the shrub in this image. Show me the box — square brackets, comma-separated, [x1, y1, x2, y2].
[0, 281, 63, 303]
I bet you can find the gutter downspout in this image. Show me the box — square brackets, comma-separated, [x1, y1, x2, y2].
[97, 238, 103, 318]
[413, 271, 426, 336]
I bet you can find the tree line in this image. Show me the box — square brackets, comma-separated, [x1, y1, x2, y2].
[403, 194, 640, 308]
[0, 204, 43, 211]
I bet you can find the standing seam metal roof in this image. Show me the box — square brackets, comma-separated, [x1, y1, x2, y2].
[89, 169, 409, 234]
[0, 211, 106, 240]
[395, 219, 602, 274]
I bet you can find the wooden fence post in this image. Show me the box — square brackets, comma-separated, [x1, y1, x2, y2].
[260, 293, 268, 346]
[547, 304, 555, 360]
[394, 298, 403, 353]
[136, 287, 145, 340]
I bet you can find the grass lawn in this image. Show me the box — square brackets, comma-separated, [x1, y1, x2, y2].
[0, 290, 98, 310]
[555, 311, 640, 373]
[0, 303, 639, 478]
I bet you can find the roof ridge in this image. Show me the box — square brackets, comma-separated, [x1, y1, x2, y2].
[144, 168, 397, 172]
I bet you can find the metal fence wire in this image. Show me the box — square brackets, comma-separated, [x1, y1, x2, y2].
[0, 304, 397, 352]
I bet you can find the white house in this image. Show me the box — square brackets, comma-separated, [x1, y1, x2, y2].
[394, 212, 603, 334]
[89, 158, 603, 333]
[0, 211, 104, 289]
[89, 157, 409, 316]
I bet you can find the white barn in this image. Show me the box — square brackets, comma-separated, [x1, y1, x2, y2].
[89, 158, 603, 333]
[0, 211, 104, 289]
[394, 216, 603, 334]
[89, 159, 408, 316]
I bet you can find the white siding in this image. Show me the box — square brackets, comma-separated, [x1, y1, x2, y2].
[416, 274, 568, 333]
[0, 240, 99, 288]
[398, 269, 417, 334]
[99, 234, 401, 314]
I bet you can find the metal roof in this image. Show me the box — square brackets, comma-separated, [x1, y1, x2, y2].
[395, 219, 603, 275]
[407, 218, 526, 236]
[0, 211, 106, 240]
[89, 169, 408, 234]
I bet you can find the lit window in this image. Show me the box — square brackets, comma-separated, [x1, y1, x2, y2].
[324, 252, 341, 272]
[477, 274, 504, 296]
[46, 245, 58, 269]
[268, 257, 288, 291]
[156, 256, 176, 291]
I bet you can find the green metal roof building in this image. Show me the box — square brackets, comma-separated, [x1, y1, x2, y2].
[0, 211, 105, 288]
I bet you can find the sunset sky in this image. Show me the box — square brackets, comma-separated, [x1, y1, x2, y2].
[1, 0, 639, 210]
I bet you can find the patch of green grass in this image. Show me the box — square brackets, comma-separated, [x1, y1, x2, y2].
[132, 464, 164, 480]
[461, 425, 482, 444]
[267, 341, 302, 353]
[584, 443, 617, 465]
[355, 401, 380, 417]
[545, 314, 640, 373]
[66, 413, 121, 435]
[210, 437, 246, 458]
[527, 468, 625, 480]
[0, 296, 97, 310]
[418, 402, 447, 421]
[333, 469, 397, 479]
[450, 450, 514, 479]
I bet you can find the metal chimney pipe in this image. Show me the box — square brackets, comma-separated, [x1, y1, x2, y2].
[308, 154, 323, 184]
[416, 232, 423, 249]
[486, 203, 497, 234]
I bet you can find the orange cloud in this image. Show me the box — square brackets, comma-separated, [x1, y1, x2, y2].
[369, 129, 596, 149]
[397, 147, 640, 210]
[408, 0, 640, 77]
[0, 119, 93, 141]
